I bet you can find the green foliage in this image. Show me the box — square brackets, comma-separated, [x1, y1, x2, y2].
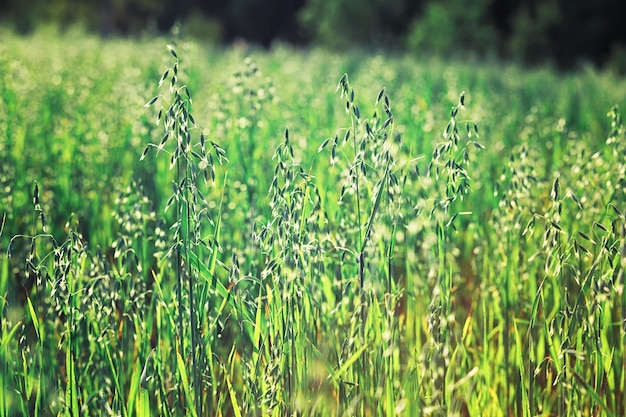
[1, 31, 626, 416]
[508, 0, 626, 68]
[3, 0, 626, 69]
[298, 0, 385, 49]
[506, 0, 567, 65]
[405, 0, 497, 57]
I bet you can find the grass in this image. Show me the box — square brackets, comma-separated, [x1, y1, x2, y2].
[1, 29, 625, 416]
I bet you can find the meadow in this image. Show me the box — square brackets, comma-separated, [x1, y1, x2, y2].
[1, 29, 625, 416]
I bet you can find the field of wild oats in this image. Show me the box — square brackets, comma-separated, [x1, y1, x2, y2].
[1, 31, 625, 416]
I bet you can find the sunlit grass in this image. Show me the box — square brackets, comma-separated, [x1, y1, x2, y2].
[1, 30, 625, 416]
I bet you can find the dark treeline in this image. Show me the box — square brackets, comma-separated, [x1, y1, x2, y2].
[2, 0, 626, 69]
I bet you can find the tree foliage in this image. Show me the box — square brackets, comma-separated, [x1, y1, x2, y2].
[1, 0, 626, 68]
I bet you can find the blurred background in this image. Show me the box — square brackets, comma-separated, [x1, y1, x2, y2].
[1, 0, 626, 71]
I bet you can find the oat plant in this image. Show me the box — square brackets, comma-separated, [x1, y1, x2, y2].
[316, 74, 413, 414]
[7, 182, 89, 417]
[423, 92, 482, 415]
[142, 45, 228, 416]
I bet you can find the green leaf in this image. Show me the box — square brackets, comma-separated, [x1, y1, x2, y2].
[335, 341, 369, 381]
[177, 350, 198, 417]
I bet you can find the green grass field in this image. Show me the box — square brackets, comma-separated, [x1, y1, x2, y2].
[1, 30, 625, 416]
